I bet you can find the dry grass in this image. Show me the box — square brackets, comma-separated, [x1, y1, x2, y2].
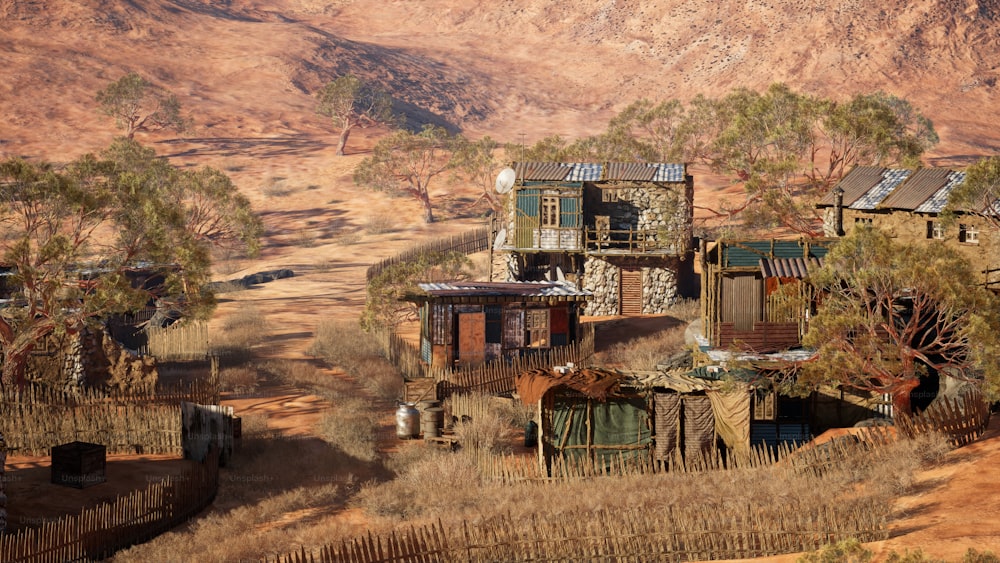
[218, 365, 259, 396]
[363, 213, 396, 235]
[210, 305, 269, 362]
[596, 324, 689, 369]
[308, 320, 403, 401]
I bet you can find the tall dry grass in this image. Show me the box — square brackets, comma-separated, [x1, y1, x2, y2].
[210, 304, 269, 363]
[596, 324, 689, 369]
[308, 320, 403, 402]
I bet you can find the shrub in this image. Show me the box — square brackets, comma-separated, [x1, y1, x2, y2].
[798, 539, 873, 563]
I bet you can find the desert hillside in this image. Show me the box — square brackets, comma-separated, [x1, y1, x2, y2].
[2, 0, 999, 167]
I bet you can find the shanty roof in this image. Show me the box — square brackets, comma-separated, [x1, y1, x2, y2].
[820, 166, 971, 214]
[760, 256, 823, 279]
[709, 239, 832, 269]
[512, 162, 686, 183]
[409, 280, 592, 302]
[515, 366, 627, 405]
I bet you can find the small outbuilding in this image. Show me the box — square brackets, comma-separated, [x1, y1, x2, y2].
[405, 281, 591, 370]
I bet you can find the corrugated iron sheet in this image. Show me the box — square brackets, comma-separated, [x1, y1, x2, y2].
[759, 257, 822, 279]
[880, 167, 953, 211]
[819, 166, 887, 206]
[417, 281, 592, 299]
[915, 171, 966, 214]
[849, 168, 911, 210]
[512, 162, 685, 183]
[514, 162, 571, 181]
[565, 163, 603, 182]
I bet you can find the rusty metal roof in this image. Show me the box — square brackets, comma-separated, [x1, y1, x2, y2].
[914, 170, 966, 213]
[849, 168, 911, 210]
[414, 281, 592, 300]
[514, 162, 572, 181]
[880, 168, 955, 211]
[759, 257, 823, 279]
[819, 166, 887, 207]
[512, 162, 686, 183]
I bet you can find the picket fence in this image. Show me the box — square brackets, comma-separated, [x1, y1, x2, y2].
[366, 228, 491, 283]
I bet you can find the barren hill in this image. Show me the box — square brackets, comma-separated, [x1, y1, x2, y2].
[2, 0, 999, 164]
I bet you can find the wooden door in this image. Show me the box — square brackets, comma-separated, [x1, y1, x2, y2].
[457, 312, 486, 365]
[620, 268, 643, 316]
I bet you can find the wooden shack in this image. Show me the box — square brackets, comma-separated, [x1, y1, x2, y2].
[700, 238, 834, 352]
[406, 281, 591, 370]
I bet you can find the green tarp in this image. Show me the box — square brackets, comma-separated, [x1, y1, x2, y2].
[548, 395, 652, 465]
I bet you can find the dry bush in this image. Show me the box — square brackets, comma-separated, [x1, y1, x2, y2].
[354, 357, 403, 402]
[317, 396, 380, 462]
[211, 305, 269, 361]
[218, 365, 260, 396]
[308, 320, 382, 370]
[454, 408, 514, 454]
[262, 177, 294, 198]
[355, 449, 482, 519]
[666, 298, 701, 322]
[596, 324, 689, 369]
[364, 213, 396, 235]
[798, 538, 873, 562]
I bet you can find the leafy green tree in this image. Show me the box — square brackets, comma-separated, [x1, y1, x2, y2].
[451, 135, 504, 213]
[793, 226, 1000, 415]
[944, 155, 1000, 231]
[814, 91, 939, 186]
[362, 250, 471, 331]
[0, 140, 261, 388]
[603, 98, 689, 162]
[316, 75, 395, 156]
[95, 72, 188, 139]
[353, 125, 460, 223]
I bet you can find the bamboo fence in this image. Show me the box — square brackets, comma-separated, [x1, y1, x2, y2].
[366, 228, 491, 283]
[144, 322, 210, 361]
[0, 454, 219, 562]
[264, 500, 887, 563]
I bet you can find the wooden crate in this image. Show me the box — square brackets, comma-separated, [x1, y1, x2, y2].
[51, 441, 106, 489]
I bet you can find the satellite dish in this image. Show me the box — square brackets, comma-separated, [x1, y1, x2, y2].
[493, 228, 507, 250]
[495, 167, 516, 194]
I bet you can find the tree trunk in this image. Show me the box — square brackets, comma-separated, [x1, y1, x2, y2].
[336, 125, 352, 156]
[891, 380, 920, 417]
[419, 190, 435, 223]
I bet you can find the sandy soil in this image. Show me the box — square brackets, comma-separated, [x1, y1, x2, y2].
[3, 0, 1000, 559]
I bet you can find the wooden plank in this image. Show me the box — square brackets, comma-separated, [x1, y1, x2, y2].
[457, 312, 486, 366]
[620, 267, 643, 316]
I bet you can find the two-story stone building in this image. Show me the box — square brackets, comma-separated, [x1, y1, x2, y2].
[495, 162, 696, 316]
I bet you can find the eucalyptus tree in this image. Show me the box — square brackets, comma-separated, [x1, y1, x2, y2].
[96, 72, 188, 139]
[316, 74, 395, 156]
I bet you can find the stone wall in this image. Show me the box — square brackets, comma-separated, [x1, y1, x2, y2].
[581, 257, 619, 316]
[642, 264, 679, 314]
[582, 257, 680, 316]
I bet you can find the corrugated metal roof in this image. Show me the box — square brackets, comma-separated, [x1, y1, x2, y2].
[880, 168, 953, 211]
[849, 168, 911, 210]
[604, 162, 654, 181]
[651, 163, 685, 182]
[760, 257, 823, 279]
[514, 162, 571, 181]
[416, 280, 592, 299]
[512, 162, 685, 183]
[914, 170, 966, 214]
[721, 240, 831, 268]
[565, 163, 603, 182]
[819, 166, 889, 207]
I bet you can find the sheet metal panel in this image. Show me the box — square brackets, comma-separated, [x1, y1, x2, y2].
[760, 257, 823, 279]
[722, 274, 763, 331]
[880, 167, 953, 211]
[514, 162, 571, 181]
[565, 162, 603, 182]
[604, 162, 655, 181]
[915, 171, 966, 214]
[849, 168, 911, 210]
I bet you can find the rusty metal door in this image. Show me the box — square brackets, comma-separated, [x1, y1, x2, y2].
[620, 267, 643, 316]
[458, 312, 486, 365]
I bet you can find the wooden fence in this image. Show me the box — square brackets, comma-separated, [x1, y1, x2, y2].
[264, 500, 887, 563]
[0, 379, 219, 408]
[144, 321, 210, 361]
[0, 454, 219, 562]
[895, 388, 991, 447]
[366, 227, 491, 283]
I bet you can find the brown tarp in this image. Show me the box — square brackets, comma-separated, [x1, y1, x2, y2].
[654, 393, 681, 461]
[706, 387, 751, 456]
[683, 395, 715, 461]
[516, 367, 626, 406]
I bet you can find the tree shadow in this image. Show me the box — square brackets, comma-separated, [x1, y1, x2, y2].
[156, 136, 330, 159]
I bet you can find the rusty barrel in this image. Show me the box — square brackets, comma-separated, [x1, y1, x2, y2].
[421, 407, 444, 438]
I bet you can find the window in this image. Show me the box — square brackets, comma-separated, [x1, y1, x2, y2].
[926, 220, 944, 240]
[854, 217, 873, 225]
[601, 189, 620, 203]
[541, 197, 559, 227]
[959, 224, 980, 244]
[526, 309, 550, 348]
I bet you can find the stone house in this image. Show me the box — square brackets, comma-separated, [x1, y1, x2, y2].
[817, 165, 1000, 287]
[495, 162, 696, 316]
